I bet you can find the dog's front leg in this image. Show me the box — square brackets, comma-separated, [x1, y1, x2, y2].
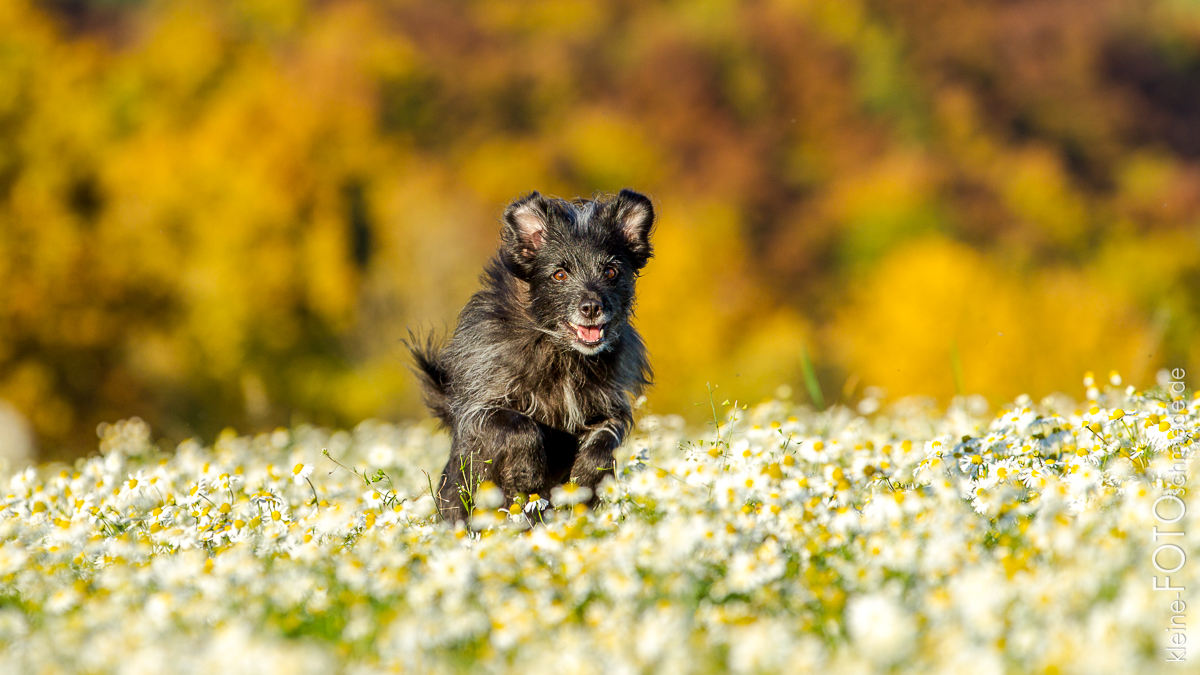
[439, 410, 547, 523]
[569, 418, 627, 497]
[484, 409, 549, 504]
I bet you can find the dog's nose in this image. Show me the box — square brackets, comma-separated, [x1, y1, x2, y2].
[579, 298, 602, 321]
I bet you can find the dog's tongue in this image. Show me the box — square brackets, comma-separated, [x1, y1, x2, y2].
[576, 325, 602, 343]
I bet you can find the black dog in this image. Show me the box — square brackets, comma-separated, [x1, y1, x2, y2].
[408, 189, 654, 525]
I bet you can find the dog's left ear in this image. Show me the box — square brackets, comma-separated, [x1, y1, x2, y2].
[611, 189, 654, 269]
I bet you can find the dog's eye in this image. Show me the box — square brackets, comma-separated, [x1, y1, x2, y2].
[603, 266, 617, 280]
[552, 269, 568, 282]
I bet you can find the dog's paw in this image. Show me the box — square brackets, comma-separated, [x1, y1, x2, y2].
[569, 448, 616, 490]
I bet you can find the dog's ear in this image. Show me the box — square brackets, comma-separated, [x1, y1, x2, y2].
[501, 192, 553, 276]
[611, 189, 654, 269]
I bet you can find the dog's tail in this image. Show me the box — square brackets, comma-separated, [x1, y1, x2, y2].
[403, 330, 453, 426]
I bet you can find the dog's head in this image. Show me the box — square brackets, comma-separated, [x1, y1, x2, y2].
[500, 189, 654, 355]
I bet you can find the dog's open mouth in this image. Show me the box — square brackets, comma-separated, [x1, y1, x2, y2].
[568, 322, 606, 346]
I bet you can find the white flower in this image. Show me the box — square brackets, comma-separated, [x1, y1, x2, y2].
[473, 481, 504, 510]
[550, 482, 592, 506]
[523, 494, 549, 514]
[0, 385, 1193, 672]
[292, 462, 314, 484]
[845, 592, 915, 663]
[366, 443, 394, 468]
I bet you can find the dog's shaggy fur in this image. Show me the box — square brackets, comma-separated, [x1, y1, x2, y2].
[408, 189, 655, 525]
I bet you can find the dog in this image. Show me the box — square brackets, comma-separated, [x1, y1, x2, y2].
[407, 189, 654, 525]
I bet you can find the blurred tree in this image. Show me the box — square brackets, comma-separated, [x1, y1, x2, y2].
[1, 0, 1199, 457]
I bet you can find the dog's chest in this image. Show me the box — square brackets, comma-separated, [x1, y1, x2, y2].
[518, 372, 609, 433]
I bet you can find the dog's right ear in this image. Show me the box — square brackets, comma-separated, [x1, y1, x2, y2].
[501, 192, 552, 276]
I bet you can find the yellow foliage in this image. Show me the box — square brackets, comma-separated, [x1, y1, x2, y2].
[561, 111, 665, 191]
[639, 201, 813, 412]
[832, 237, 1159, 403]
[998, 148, 1089, 250]
[826, 151, 943, 268]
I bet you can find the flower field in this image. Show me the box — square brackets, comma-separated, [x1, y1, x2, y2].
[1, 376, 1198, 673]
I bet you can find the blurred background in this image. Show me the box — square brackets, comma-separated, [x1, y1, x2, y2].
[2, 0, 1199, 460]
